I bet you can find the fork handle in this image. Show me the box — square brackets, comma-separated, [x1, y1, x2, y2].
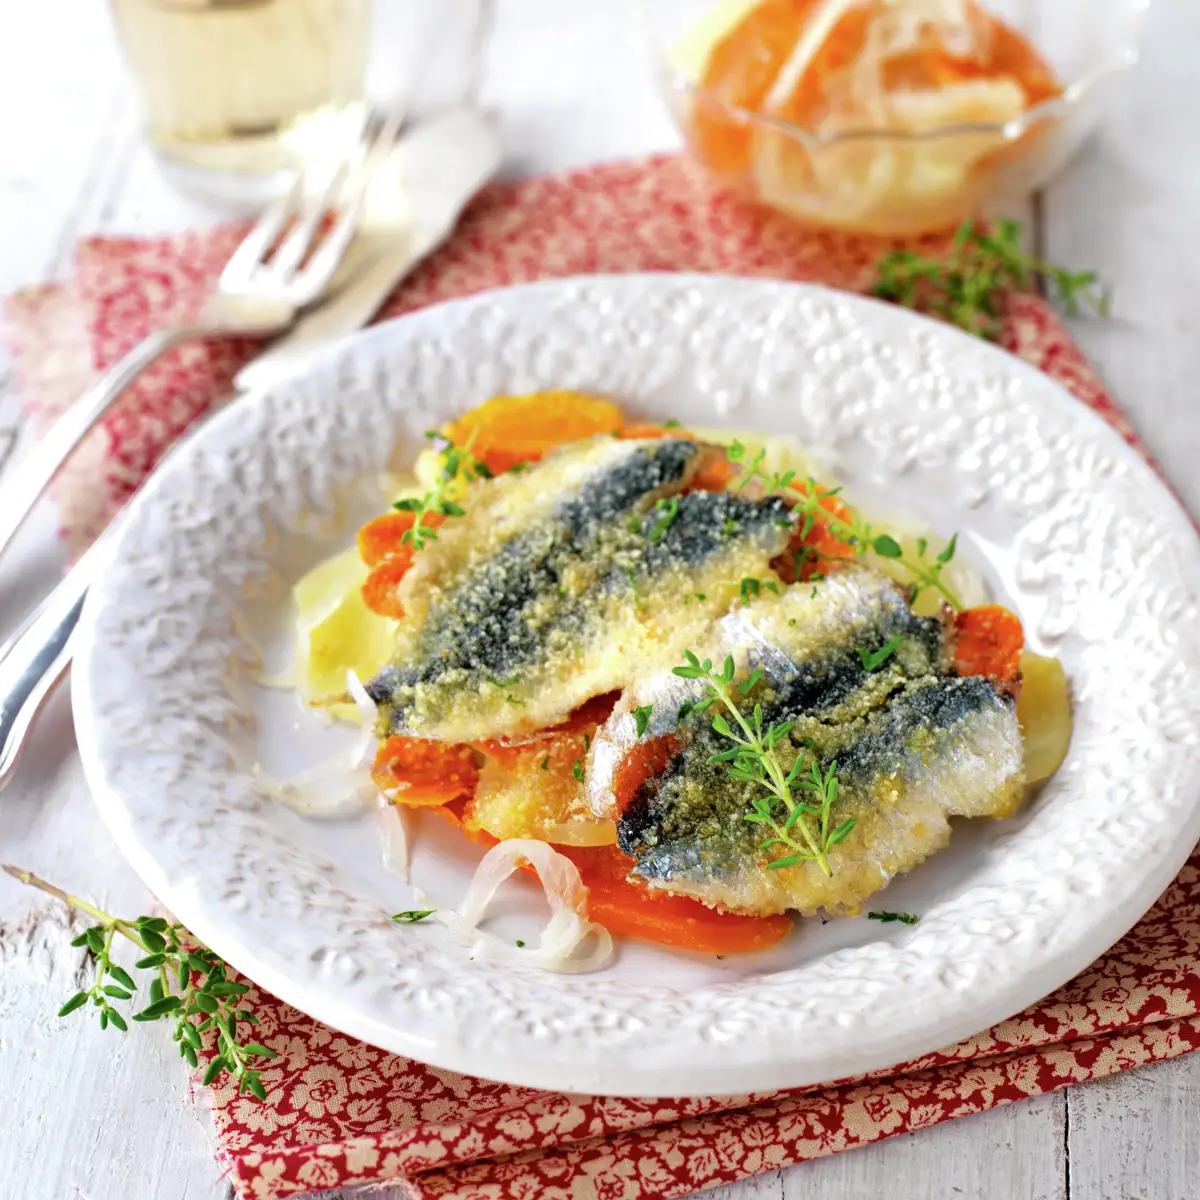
[0, 323, 213, 565]
[0, 543, 95, 789]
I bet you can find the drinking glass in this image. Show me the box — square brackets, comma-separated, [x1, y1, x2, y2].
[637, 0, 1150, 235]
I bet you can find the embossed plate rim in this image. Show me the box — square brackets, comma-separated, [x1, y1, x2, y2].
[73, 274, 1200, 1096]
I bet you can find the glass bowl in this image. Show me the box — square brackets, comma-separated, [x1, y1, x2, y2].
[636, 0, 1149, 235]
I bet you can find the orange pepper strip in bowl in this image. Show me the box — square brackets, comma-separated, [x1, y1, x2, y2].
[953, 605, 1024, 681]
[446, 391, 623, 476]
[372, 736, 479, 807]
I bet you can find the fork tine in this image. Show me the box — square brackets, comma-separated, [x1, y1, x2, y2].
[268, 158, 352, 279]
[220, 175, 303, 286]
[293, 107, 406, 299]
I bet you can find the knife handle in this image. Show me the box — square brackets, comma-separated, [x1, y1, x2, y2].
[0, 545, 96, 790]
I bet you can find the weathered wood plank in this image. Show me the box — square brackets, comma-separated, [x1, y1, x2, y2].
[1038, 1, 1200, 518]
[702, 1093, 1066, 1200]
[1, 2, 1197, 1200]
[1039, 1, 1200, 1188]
[1067, 1057, 1200, 1200]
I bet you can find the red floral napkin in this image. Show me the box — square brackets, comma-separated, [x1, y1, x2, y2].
[5, 153, 1198, 1200]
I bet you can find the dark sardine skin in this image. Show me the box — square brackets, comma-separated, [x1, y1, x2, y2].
[604, 568, 1024, 916]
[367, 437, 795, 742]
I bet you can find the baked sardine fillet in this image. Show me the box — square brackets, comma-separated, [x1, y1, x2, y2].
[588, 567, 1024, 916]
[366, 437, 795, 742]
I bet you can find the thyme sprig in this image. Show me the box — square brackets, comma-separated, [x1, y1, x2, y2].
[393, 430, 488, 550]
[723, 441, 962, 607]
[4, 866, 274, 1098]
[873, 218, 1111, 340]
[790, 481, 963, 608]
[672, 653, 855, 877]
[869, 911, 920, 925]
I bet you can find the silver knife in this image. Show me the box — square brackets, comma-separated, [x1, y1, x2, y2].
[0, 108, 500, 790]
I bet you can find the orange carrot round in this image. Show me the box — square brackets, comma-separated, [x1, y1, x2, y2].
[447, 392, 623, 475]
[619, 421, 692, 440]
[773, 479, 858, 583]
[954, 605, 1024, 680]
[358, 511, 416, 568]
[372, 736, 479, 806]
[558, 844, 793, 955]
[361, 558, 411, 619]
[612, 735, 681, 817]
[436, 800, 792, 954]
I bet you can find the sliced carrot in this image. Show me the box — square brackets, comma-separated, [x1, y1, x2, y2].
[558, 844, 793, 955]
[773, 479, 858, 583]
[447, 392, 623, 476]
[954, 605, 1024, 681]
[372, 736, 479, 806]
[361, 558, 411, 619]
[437, 794, 792, 954]
[690, 451, 736, 493]
[358, 510, 445, 570]
[612, 734, 681, 817]
[619, 421, 692, 440]
[357, 511, 416, 568]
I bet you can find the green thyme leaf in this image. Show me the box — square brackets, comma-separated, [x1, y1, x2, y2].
[633, 705, 653, 739]
[648, 497, 680, 542]
[392, 910, 436, 924]
[58, 992, 90, 1017]
[857, 635, 905, 673]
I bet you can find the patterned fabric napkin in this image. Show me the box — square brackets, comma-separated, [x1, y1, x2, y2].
[4, 153, 1198, 1200]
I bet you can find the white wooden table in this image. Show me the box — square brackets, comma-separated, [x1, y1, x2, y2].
[2, 3, 1198, 1198]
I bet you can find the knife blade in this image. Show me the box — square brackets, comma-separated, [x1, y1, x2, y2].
[235, 105, 501, 393]
[0, 107, 502, 789]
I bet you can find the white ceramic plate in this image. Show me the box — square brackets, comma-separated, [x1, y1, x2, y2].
[74, 275, 1200, 1098]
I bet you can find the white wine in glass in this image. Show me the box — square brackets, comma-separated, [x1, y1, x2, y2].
[109, 0, 371, 201]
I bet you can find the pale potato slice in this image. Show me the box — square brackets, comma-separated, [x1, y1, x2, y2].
[1017, 651, 1073, 783]
[292, 547, 396, 716]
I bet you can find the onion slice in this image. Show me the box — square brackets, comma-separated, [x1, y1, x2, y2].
[254, 669, 377, 817]
[376, 793, 410, 881]
[436, 839, 613, 974]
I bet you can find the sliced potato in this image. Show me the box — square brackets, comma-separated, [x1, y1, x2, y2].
[292, 546, 396, 715]
[1017, 651, 1073, 784]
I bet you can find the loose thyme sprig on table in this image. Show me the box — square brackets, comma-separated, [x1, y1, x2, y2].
[392, 430, 489, 550]
[672, 652, 855, 877]
[4, 866, 274, 1098]
[873, 218, 1111, 341]
[727, 441, 963, 608]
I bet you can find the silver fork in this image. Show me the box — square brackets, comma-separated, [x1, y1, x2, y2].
[0, 108, 402, 567]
